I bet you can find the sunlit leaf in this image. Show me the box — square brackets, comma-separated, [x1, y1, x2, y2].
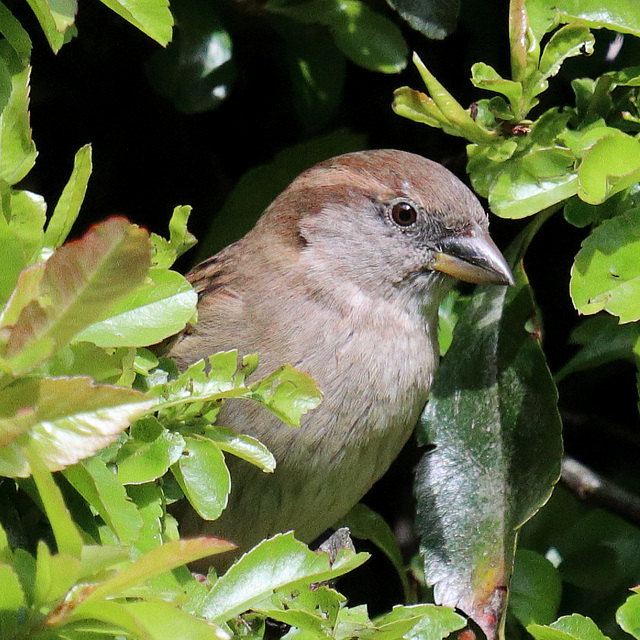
[570, 207, 640, 323]
[150, 205, 197, 269]
[528, 614, 611, 640]
[98, 0, 173, 46]
[617, 593, 640, 640]
[0, 377, 152, 477]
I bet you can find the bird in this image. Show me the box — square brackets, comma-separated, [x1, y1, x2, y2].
[169, 149, 514, 560]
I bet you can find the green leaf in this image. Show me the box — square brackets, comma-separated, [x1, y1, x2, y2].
[43, 144, 92, 256]
[146, 0, 233, 114]
[25, 448, 83, 558]
[199, 532, 368, 622]
[0, 217, 151, 375]
[471, 62, 523, 112]
[386, 0, 459, 40]
[0, 2, 32, 66]
[0, 564, 25, 635]
[116, 417, 185, 485]
[415, 219, 562, 640]
[0, 377, 152, 477]
[374, 604, 467, 640]
[24, 0, 75, 52]
[510, 549, 561, 626]
[78, 537, 234, 605]
[204, 424, 276, 472]
[570, 207, 640, 323]
[249, 364, 323, 427]
[526, 0, 640, 40]
[73, 268, 197, 348]
[33, 542, 81, 611]
[150, 205, 197, 269]
[556, 314, 640, 380]
[171, 436, 230, 520]
[337, 503, 410, 601]
[0, 48, 37, 183]
[330, 1, 407, 73]
[64, 456, 144, 546]
[528, 614, 611, 640]
[617, 593, 640, 640]
[577, 134, 640, 204]
[97, 0, 173, 46]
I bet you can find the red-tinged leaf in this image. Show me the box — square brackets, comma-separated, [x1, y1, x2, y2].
[0, 376, 153, 477]
[1, 217, 151, 375]
[78, 537, 235, 604]
[414, 216, 562, 640]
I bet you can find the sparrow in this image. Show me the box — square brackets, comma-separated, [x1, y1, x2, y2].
[170, 149, 514, 558]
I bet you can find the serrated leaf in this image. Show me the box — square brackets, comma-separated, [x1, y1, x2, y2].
[97, 0, 173, 46]
[0, 51, 37, 184]
[1, 217, 151, 374]
[415, 221, 562, 640]
[570, 207, 640, 323]
[172, 437, 230, 520]
[250, 364, 323, 427]
[73, 268, 197, 348]
[0, 377, 152, 477]
[79, 537, 234, 605]
[199, 532, 368, 622]
[43, 144, 92, 255]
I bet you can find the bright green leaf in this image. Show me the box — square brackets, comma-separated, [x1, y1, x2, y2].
[150, 205, 197, 269]
[199, 531, 368, 622]
[73, 268, 197, 348]
[570, 207, 640, 323]
[0, 377, 152, 477]
[172, 436, 230, 520]
[0, 217, 151, 375]
[97, 0, 173, 46]
[43, 144, 92, 256]
[0, 2, 32, 66]
[204, 425, 276, 472]
[617, 593, 640, 640]
[0, 564, 25, 635]
[528, 614, 611, 640]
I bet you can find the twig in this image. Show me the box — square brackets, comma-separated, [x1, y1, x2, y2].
[561, 456, 640, 527]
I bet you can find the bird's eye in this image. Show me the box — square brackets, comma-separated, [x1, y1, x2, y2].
[390, 201, 418, 227]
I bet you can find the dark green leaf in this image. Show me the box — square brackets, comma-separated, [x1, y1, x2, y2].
[510, 549, 561, 626]
[415, 220, 562, 640]
[386, 0, 459, 40]
[0, 2, 32, 66]
[146, 0, 233, 114]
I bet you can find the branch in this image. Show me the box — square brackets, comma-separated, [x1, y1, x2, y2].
[561, 456, 640, 527]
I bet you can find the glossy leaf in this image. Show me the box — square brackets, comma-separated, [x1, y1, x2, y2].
[249, 364, 323, 427]
[374, 604, 467, 640]
[415, 221, 562, 640]
[204, 425, 276, 472]
[570, 207, 640, 323]
[73, 268, 197, 348]
[617, 593, 640, 640]
[0, 217, 151, 375]
[199, 531, 368, 622]
[97, 0, 173, 46]
[0, 48, 37, 184]
[386, 0, 459, 39]
[146, 0, 233, 114]
[0, 377, 152, 477]
[577, 134, 640, 204]
[471, 62, 523, 112]
[43, 144, 92, 256]
[528, 614, 611, 640]
[172, 436, 230, 520]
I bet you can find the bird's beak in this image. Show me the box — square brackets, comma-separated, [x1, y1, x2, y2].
[432, 224, 515, 286]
